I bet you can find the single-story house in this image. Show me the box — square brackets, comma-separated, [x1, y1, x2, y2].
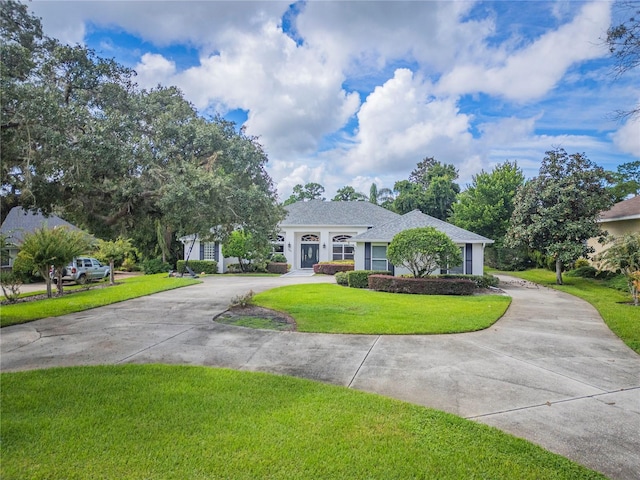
[181, 200, 493, 275]
[588, 195, 640, 258]
[0, 207, 82, 268]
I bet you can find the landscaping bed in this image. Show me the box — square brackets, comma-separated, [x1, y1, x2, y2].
[215, 305, 296, 331]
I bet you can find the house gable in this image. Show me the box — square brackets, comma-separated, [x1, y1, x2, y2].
[0, 207, 81, 246]
[350, 209, 494, 244]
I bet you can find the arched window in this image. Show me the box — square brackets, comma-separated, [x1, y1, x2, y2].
[332, 235, 354, 261]
[271, 234, 285, 254]
[301, 234, 319, 242]
[332, 235, 352, 243]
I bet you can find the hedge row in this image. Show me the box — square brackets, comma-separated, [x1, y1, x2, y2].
[335, 271, 349, 286]
[313, 263, 355, 275]
[176, 260, 218, 274]
[266, 262, 289, 274]
[437, 274, 499, 289]
[368, 275, 476, 295]
[347, 270, 393, 288]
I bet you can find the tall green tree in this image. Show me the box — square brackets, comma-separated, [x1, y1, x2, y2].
[333, 186, 367, 202]
[1, 1, 284, 262]
[393, 157, 460, 219]
[283, 183, 325, 205]
[607, 160, 640, 201]
[505, 149, 614, 285]
[368, 182, 395, 208]
[449, 161, 525, 242]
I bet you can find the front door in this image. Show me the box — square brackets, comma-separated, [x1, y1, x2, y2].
[301, 244, 319, 269]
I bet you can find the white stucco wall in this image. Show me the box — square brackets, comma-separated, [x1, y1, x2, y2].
[280, 226, 364, 270]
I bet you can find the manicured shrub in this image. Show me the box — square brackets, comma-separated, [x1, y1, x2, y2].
[313, 262, 355, 275]
[335, 271, 348, 286]
[368, 275, 476, 295]
[347, 270, 392, 288]
[266, 262, 288, 274]
[271, 253, 287, 263]
[438, 274, 499, 289]
[176, 260, 218, 275]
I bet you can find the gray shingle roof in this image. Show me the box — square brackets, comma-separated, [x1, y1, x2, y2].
[351, 209, 494, 244]
[0, 207, 80, 245]
[281, 200, 400, 226]
[599, 195, 640, 222]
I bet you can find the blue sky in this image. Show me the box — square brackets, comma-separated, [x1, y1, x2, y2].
[27, 0, 639, 200]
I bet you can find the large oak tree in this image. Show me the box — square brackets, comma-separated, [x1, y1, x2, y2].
[1, 0, 283, 260]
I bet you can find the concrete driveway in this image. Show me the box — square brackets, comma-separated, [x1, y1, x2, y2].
[1, 274, 639, 479]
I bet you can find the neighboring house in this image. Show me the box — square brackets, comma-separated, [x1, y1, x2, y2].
[181, 200, 493, 275]
[0, 207, 82, 269]
[588, 196, 640, 259]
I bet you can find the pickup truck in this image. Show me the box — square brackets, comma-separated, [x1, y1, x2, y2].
[52, 257, 110, 284]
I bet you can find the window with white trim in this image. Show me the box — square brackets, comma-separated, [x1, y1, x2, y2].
[203, 242, 218, 261]
[332, 235, 354, 261]
[371, 245, 388, 271]
[301, 234, 319, 242]
[448, 247, 465, 274]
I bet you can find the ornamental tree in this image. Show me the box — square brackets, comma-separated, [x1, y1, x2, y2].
[596, 233, 640, 306]
[505, 149, 614, 285]
[387, 227, 462, 278]
[221, 230, 270, 273]
[95, 237, 134, 285]
[17, 226, 92, 298]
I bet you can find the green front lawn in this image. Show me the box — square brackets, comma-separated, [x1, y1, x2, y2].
[253, 283, 511, 334]
[0, 365, 604, 480]
[497, 269, 640, 354]
[0, 274, 201, 327]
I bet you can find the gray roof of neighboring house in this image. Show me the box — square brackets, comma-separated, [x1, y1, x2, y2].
[0, 207, 80, 245]
[599, 196, 640, 222]
[281, 200, 400, 227]
[351, 209, 494, 244]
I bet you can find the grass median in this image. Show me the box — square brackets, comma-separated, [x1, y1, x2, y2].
[252, 283, 511, 334]
[495, 269, 640, 354]
[0, 274, 201, 327]
[0, 364, 605, 480]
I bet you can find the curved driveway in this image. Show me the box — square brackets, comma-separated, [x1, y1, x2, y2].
[1, 274, 639, 479]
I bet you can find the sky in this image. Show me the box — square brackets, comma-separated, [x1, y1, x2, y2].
[26, 0, 640, 200]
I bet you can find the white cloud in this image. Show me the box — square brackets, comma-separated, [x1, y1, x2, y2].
[28, 1, 289, 49]
[341, 69, 474, 177]
[612, 117, 640, 157]
[437, 1, 611, 101]
[134, 53, 177, 90]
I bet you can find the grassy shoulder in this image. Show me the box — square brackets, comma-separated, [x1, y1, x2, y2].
[0, 365, 604, 480]
[496, 269, 640, 354]
[253, 283, 511, 334]
[0, 274, 201, 327]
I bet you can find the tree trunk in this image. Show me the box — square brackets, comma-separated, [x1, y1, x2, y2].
[56, 269, 64, 295]
[110, 259, 115, 285]
[42, 268, 52, 298]
[555, 257, 563, 285]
